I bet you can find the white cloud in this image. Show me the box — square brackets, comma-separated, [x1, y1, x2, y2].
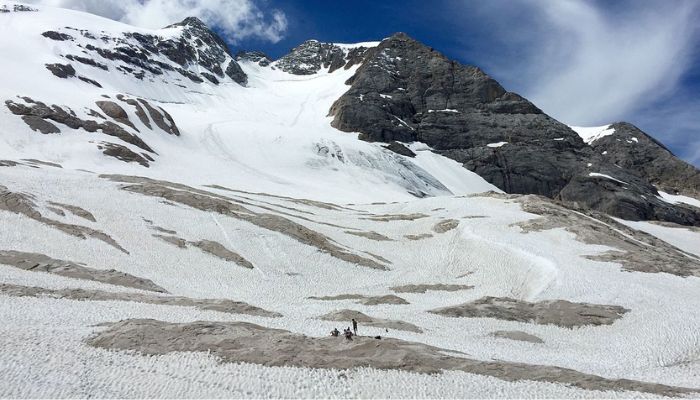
[22, 0, 287, 43]
[520, 0, 700, 127]
[454, 0, 700, 166]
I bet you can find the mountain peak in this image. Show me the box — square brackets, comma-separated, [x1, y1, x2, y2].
[165, 16, 209, 30]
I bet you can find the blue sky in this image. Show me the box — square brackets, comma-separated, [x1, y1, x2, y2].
[27, 0, 700, 167]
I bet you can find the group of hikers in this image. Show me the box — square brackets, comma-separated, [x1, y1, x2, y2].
[330, 318, 383, 340]
[330, 318, 358, 340]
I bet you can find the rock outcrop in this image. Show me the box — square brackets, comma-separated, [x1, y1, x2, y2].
[589, 122, 700, 198]
[274, 40, 375, 75]
[327, 32, 700, 225]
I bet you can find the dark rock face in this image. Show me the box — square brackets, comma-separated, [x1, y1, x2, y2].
[275, 40, 375, 75]
[41, 31, 73, 41]
[65, 54, 108, 70]
[235, 50, 272, 66]
[99, 142, 151, 167]
[96, 101, 137, 130]
[224, 61, 247, 85]
[6, 97, 153, 153]
[384, 141, 416, 157]
[21, 115, 60, 134]
[78, 76, 102, 87]
[136, 98, 180, 136]
[328, 33, 700, 225]
[45, 63, 75, 78]
[589, 122, 700, 198]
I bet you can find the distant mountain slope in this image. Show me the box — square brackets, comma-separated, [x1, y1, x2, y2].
[581, 122, 700, 197]
[327, 32, 700, 225]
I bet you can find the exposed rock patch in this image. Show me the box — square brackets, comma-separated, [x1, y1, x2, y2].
[152, 234, 253, 269]
[41, 31, 73, 41]
[404, 233, 433, 240]
[308, 294, 409, 305]
[0, 250, 165, 292]
[432, 219, 459, 233]
[136, 99, 180, 136]
[0, 283, 278, 317]
[365, 213, 428, 222]
[102, 175, 385, 270]
[429, 296, 628, 328]
[21, 159, 62, 168]
[492, 330, 544, 344]
[153, 234, 187, 249]
[65, 54, 108, 70]
[48, 201, 96, 222]
[0, 185, 127, 253]
[344, 230, 392, 241]
[190, 240, 254, 269]
[96, 101, 137, 131]
[87, 318, 697, 396]
[384, 141, 416, 157]
[21, 115, 61, 134]
[391, 284, 473, 294]
[590, 122, 700, 198]
[5, 97, 154, 153]
[45, 63, 75, 78]
[98, 142, 151, 167]
[515, 195, 700, 277]
[319, 309, 422, 333]
[275, 40, 375, 75]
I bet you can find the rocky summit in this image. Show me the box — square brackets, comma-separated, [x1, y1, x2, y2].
[1, 3, 700, 399]
[329, 32, 700, 225]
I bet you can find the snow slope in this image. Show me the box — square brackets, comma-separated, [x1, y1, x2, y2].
[1, 2, 700, 398]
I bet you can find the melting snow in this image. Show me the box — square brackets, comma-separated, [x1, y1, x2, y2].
[487, 142, 508, 148]
[569, 125, 616, 144]
[588, 173, 628, 185]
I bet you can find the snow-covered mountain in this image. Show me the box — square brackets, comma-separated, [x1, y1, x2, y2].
[1, 2, 700, 398]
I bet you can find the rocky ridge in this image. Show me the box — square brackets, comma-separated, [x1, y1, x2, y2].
[324, 32, 700, 225]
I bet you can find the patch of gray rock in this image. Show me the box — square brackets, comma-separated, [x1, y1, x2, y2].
[87, 318, 698, 396]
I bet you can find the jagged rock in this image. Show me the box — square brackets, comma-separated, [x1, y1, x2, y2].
[98, 142, 150, 167]
[45, 63, 75, 78]
[275, 40, 375, 75]
[116, 95, 151, 129]
[384, 141, 416, 157]
[96, 100, 137, 130]
[590, 122, 700, 198]
[136, 99, 180, 135]
[6, 97, 154, 154]
[78, 76, 102, 87]
[225, 61, 247, 85]
[41, 31, 73, 41]
[65, 54, 108, 70]
[235, 50, 272, 66]
[328, 32, 700, 226]
[21, 115, 60, 134]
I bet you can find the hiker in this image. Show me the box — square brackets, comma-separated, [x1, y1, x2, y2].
[352, 318, 358, 336]
[330, 328, 340, 337]
[344, 327, 353, 340]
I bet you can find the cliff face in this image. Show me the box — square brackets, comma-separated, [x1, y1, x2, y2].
[328, 33, 700, 225]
